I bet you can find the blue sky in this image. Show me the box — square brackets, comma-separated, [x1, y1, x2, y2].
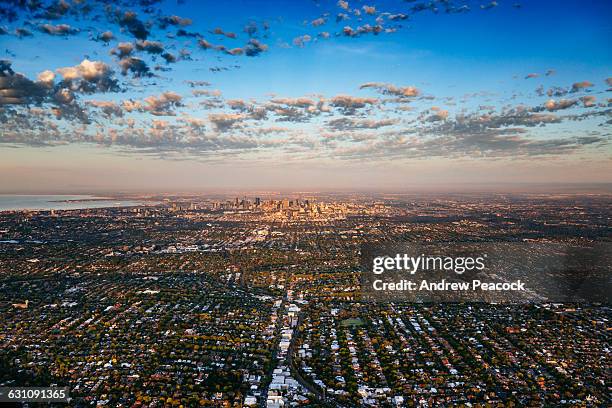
[0, 0, 610, 192]
[10, 0, 611, 95]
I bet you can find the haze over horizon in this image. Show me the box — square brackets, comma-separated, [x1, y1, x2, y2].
[1, 0, 611, 192]
[2, 181, 612, 196]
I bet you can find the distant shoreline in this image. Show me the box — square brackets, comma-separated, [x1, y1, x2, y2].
[49, 197, 113, 203]
[0, 195, 158, 212]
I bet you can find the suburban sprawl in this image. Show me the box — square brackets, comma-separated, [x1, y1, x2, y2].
[1, 192, 610, 407]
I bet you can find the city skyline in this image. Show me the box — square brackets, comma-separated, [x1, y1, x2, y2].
[1, 0, 611, 192]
